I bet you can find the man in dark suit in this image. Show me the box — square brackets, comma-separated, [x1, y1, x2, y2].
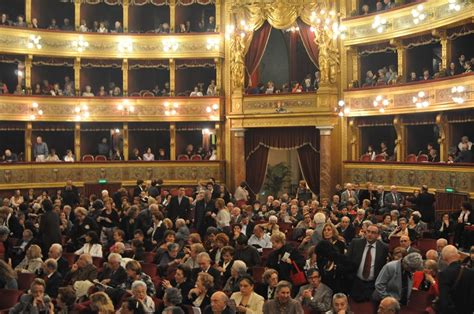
[44, 258, 63, 298]
[193, 252, 222, 290]
[407, 185, 436, 224]
[0, 206, 23, 239]
[194, 191, 216, 237]
[11, 229, 36, 267]
[337, 216, 356, 244]
[240, 213, 255, 238]
[346, 224, 389, 302]
[62, 179, 80, 207]
[166, 186, 191, 221]
[359, 182, 379, 209]
[39, 199, 62, 255]
[135, 204, 160, 235]
[203, 291, 235, 314]
[399, 235, 420, 254]
[97, 253, 127, 288]
[48, 243, 69, 277]
[133, 179, 146, 197]
[383, 185, 403, 212]
[438, 245, 474, 314]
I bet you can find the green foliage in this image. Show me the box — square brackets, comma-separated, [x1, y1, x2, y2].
[262, 162, 292, 197]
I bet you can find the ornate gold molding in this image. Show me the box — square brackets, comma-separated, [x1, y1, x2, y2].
[343, 161, 474, 198]
[341, 0, 473, 46]
[0, 161, 224, 190]
[344, 73, 474, 116]
[0, 95, 223, 122]
[0, 27, 223, 59]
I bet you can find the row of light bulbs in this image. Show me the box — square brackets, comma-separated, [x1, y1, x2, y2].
[27, 36, 220, 53]
[337, 85, 469, 116]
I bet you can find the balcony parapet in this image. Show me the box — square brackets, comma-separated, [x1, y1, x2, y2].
[0, 27, 223, 59]
[0, 95, 223, 122]
[341, 0, 473, 46]
[343, 73, 474, 116]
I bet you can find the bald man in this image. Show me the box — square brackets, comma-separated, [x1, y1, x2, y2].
[438, 245, 474, 314]
[378, 296, 400, 314]
[436, 238, 449, 271]
[399, 235, 420, 254]
[204, 291, 234, 314]
[425, 249, 438, 261]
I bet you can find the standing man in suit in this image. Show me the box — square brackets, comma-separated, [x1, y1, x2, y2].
[133, 179, 146, 198]
[341, 183, 359, 205]
[166, 186, 191, 221]
[376, 185, 386, 213]
[296, 268, 333, 313]
[439, 245, 474, 314]
[39, 199, 62, 256]
[194, 191, 216, 237]
[384, 185, 403, 212]
[193, 252, 222, 290]
[346, 224, 389, 302]
[62, 179, 80, 208]
[407, 185, 436, 224]
[43, 258, 63, 298]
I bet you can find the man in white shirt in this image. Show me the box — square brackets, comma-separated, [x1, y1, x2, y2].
[248, 225, 272, 249]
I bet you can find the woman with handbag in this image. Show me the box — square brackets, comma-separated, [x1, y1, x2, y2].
[265, 232, 305, 284]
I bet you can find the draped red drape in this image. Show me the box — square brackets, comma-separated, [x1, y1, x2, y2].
[245, 127, 320, 195]
[296, 19, 319, 67]
[244, 21, 272, 86]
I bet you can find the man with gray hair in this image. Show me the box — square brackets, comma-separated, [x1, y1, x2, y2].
[204, 291, 234, 314]
[377, 296, 400, 314]
[98, 252, 126, 288]
[164, 287, 183, 307]
[43, 258, 62, 298]
[373, 252, 423, 305]
[63, 253, 97, 285]
[194, 252, 222, 289]
[311, 212, 327, 245]
[47, 243, 69, 276]
[132, 280, 155, 312]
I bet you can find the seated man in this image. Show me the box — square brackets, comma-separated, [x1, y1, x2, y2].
[63, 253, 98, 285]
[98, 253, 127, 288]
[248, 225, 272, 249]
[399, 235, 420, 255]
[43, 258, 63, 298]
[10, 279, 53, 313]
[296, 268, 333, 313]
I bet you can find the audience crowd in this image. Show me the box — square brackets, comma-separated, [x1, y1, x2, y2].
[0, 176, 473, 314]
[356, 0, 419, 16]
[246, 73, 319, 95]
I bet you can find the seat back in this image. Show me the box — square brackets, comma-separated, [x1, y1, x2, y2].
[95, 155, 107, 161]
[417, 154, 429, 162]
[251, 266, 266, 284]
[190, 154, 202, 161]
[92, 256, 104, 269]
[0, 289, 23, 311]
[143, 252, 156, 264]
[140, 262, 157, 278]
[360, 154, 371, 161]
[415, 238, 437, 257]
[17, 272, 36, 291]
[62, 252, 77, 266]
[406, 154, 417, 162]
[82, 154, 94, 162]
[388, 236, 401, 252]
[374, 154, 386, 162]
[177, 154, 189, 161]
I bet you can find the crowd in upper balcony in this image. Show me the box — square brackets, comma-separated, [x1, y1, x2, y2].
[354, 0, 419, 16]
[359, 53, 473, 88]
[361, 136, 473, 163]
[246, 73, 319, 95]
[0, 11, 217, 34]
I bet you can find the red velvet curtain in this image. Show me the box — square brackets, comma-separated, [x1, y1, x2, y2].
[297, 144, 320, 195]
[245, 146, 270, 196]
[244, 21, 272, 86]
[245, 127, 320, 195]
[296, 19, 319, 67]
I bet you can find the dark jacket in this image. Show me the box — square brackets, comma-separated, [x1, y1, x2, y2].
[346, 238, 388, 281]
[265, 243, 305, 282]
[193, 198, 216, 236]
[62, 185, 80, 207]
[166, 196, 191, 221]
[407, 192, 436, 223]
[98, 265, 127, 288]
[337, 224, 356, 244]
[64, 263, 98, 285]
[234, 245, 261, 268]
[45, 271, 63, 298]
[438, 261, 474, 314]
[192, 267, 222, 290]
[57, 256, 70, 277]
[39, 210, 62, 252]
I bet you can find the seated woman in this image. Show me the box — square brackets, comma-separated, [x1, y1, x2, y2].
[90, 291, 115, 313]
[10, 279, 53, 313]
[453, 202, 474, 250]
[45, 148, 60, 162]
[255, 268, 278, 300]
[14, 244, 43, 273]
[412, 259, 439, 297]
[223, 260, 247, 295]
[188, 272, 216, 311]
[63, 149, 75, 162]
[433, 213, 454, 239]
[161, 264, 194, 305]
[119, 260, 156, 296]
[230, 275, 264, 314]
[74, 231, 103, 258]
[215, 245, 235, 284]
[118, 297, 146, 314]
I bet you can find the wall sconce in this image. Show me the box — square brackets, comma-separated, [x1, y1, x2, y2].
[74, 103, 90, 121]
[164, 102, 178, 116]
[117, 100, 135, 114]
[225, 20, 252, 40]
[412, 91, 430, 108]
[451, 85, 470, 104]
[206, 103, 219, 119]
[335, 100, 350, 117]
[206, 38, 220, 50]
[72, 36, 89, 53]
[448, 0, 462, 11]
[30, 102, 44, 120]
[27, 35, 42, 49]
[372, 15, 390, 33]
[118, 38, 133, 53]
[373, 95, 391, 113]
[411, 4, 428, 25]
[163, 39, 178, 52]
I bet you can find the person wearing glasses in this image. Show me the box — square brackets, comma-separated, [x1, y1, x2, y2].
[296, 268, 333, 313]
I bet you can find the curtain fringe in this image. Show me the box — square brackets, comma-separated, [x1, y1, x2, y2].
[246, 142, 319, 161]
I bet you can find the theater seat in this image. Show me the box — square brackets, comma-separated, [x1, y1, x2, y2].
[95, 155, 107, 161]
[374, 154, 386, 162]
[349, 300, 375, 313]
[190, 154, 202, 160]
[360, 154, 371, 161]
[251, 266, 266, 283]
[140, 262, 158, 278]
[143, 252, 156, 263]
[82, 154, 94, 162]
[406, 154, 417, 162]
[389, 236, 401, 252]
[177, 154, 189, 161]
[62, 252, 77, 266]
[0, 289, 23, 312]
[415, 238, 437, 257]
[417, 154, 429, 162]
[17, 272, 36, 291]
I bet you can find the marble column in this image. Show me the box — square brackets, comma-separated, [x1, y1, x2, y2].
[318, 126, 333, 198]
[230, 128, 246, 191]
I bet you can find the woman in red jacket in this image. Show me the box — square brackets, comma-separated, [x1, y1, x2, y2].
[412, 259, 439, 296]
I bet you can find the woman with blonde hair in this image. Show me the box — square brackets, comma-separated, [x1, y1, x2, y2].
[90, 291, 115, 313]
[14, 244, 43, 273]
[322, 222, 346, 254]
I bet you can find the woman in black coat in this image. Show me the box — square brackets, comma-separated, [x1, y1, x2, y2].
[314, 240, 352, 294]
[265, 232, 305, 282]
